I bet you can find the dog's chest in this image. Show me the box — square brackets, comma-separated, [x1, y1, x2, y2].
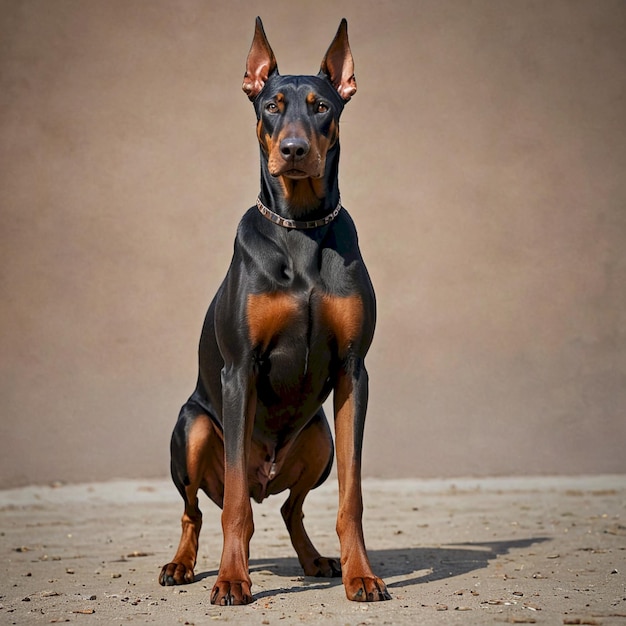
[247, 287, 362, 357]
[247, 286, 359, 423]
[243, 233, 363, 404]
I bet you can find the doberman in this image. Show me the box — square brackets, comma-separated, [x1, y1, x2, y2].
[159, 17, 390, 605]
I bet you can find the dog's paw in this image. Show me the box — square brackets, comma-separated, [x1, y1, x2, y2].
[344, 575, 391, 602]
[305, 556, 341, 578]
[158, 562, 194, 586]
[210, 579, 253, 606]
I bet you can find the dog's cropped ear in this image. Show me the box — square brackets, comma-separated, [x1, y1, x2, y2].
[320, 18, 357, 101]
[243, 17, 278, 100]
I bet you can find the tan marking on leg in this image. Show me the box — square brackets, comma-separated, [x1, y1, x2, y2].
[213, 385, 257, 605]
[334, 370, 390, 601]
[278, 415, 340, 577]
[213, 462, 254, 605]
[160, 414, 222, 586]
[186, 415, 216, 480]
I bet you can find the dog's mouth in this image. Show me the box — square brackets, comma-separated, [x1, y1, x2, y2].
[268, 151, 325, 180]
[271, 162, 325, 179]
[269, 165, 315, 179]
[281, 169, 310, 179]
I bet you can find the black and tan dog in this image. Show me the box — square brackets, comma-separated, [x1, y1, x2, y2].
[159, 17, 390, 605]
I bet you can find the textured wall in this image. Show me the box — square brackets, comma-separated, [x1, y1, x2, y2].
[1, 0, 625, 487]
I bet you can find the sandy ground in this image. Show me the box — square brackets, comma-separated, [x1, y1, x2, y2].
[1, 476, 625, 625]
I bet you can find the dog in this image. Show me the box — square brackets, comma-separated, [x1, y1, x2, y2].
[159, 17, 390, 605]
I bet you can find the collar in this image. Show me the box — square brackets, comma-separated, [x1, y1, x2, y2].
[256, 196, 342, 229]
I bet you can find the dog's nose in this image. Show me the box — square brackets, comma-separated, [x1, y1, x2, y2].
[280, 137, 310, 160]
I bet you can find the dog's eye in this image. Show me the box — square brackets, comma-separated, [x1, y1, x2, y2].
[316, 101, 329, 114]
[265, 102, 279, 114]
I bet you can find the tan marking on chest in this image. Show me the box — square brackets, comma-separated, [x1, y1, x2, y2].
[320, 294, 363, 355]
[247, 292, 300, 349]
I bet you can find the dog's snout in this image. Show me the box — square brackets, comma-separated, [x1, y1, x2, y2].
[280, 137, 310, 160]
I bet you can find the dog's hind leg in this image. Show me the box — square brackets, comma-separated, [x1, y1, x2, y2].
[159, 403, 224, 586]
[276, 410, 341, 578]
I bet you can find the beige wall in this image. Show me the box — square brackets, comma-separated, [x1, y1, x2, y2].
[1, 0, 625, 487]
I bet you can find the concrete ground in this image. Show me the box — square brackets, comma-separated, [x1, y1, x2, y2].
[1, 476, 625, 625]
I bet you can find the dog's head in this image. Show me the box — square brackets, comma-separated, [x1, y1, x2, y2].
[242, 18, 356, 184]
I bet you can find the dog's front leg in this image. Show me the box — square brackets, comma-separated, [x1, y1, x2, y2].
[334, 359, 391, 602]
[211, 365, 256, 606]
